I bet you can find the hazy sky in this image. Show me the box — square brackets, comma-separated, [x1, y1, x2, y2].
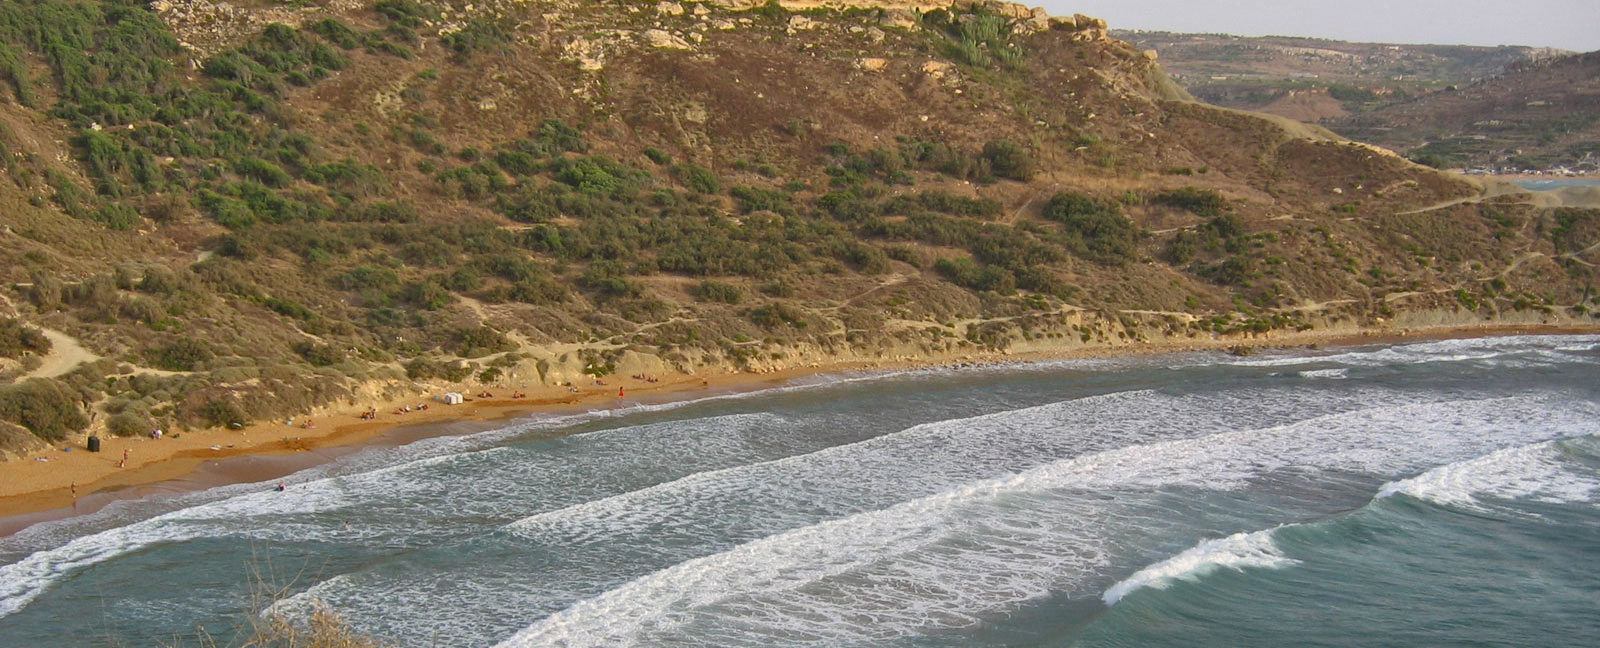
[1039, 0, 1600, 52]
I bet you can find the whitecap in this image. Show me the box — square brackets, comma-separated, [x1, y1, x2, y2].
[1101, 528, 1295, 605]
[491, 395, 1599, 647]
[1378, 437, 1600, 509]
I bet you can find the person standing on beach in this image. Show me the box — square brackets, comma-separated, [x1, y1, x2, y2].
[119, 448, 129, 468]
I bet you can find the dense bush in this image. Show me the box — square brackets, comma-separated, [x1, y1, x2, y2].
[0, 317, 52, 358]
[1152, 187, 1227, 217]
[1041, 192, 1139, 265]
[451, 326, 514, 358]
[934, 257, 1016, 293]
[691, 280, 743, 304]
[405, 357, 472, 381]
[981, 140, 1034, 181]
[293, 341, 346, 367]
[674, 164, 720, 194]
[152, 338, 215, 371]
[0, 378, 87, 441]
[195, 398, 246, 429]
[107, 409, 154, 437]
[749, 302, 808, 329]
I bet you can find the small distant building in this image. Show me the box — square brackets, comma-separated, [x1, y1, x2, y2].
[439, 392, 464, 405]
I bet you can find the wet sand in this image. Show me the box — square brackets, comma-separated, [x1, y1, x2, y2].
[2, 322, 1595, 537]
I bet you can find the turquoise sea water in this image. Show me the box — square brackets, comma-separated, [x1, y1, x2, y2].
[1, 335, 1597, 647]
[1512, 178, 1600, 191]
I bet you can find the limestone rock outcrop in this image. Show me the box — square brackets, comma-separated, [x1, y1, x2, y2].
[643, 29, 694, 50]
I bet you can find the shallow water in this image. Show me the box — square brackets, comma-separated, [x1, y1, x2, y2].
[1511, 177, 1600, 191]
[2, 335, 1597, 647]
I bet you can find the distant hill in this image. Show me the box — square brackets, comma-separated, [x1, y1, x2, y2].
[1115, 30, 1564, 117]
[1332, 51, 1600, 171]
[1118, 31, 1597, 171]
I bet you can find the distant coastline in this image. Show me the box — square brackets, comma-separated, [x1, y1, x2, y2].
[4, 319, 1596, 537]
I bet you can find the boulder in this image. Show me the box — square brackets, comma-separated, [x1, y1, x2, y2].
[786, 15, 819, 32]
[642, 28, 694, 50]
[921, 60, 954, 78]
[856, 57, 888, 71]
[656, 1, 685, 16]
[879, 9, 918, 30]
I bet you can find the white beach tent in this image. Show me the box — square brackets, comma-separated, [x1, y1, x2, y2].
[439, 392, 464, 405]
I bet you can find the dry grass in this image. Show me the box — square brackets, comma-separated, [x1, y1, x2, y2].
[163, 552, 388, 648]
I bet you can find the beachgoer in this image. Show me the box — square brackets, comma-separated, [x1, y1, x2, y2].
[119, 448, 129, 468]
[70, 482, 76, 496]
[274, 483, 286, 492]
[619, 386, 625, 398]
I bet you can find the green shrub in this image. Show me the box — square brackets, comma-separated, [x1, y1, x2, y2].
[1041, 192, 1139, 265]
[692, 280, 743, 304]
[1152, 187, 1227, 217]
[579, 261, 642, 299]
[0, 318, 52, 358]
[234, 157, 292, 187]
[729, 185, 792, 214]
[152, 338, 215, 371]
[107, 409, 155, 437]
[452, 326, 514, 358]
[553, 156, 641, 198]
[534, 119, 587, 155]
[1202, 214, 1246, 240]
[264, 297, 315, 321]
[981, 140, 1034, 181]
[643, 147, 671, 165]
[0, 378, 88, 441]
[375, 0, 435, 28]
[405, 357, 472, 381]
[195, 398, 246, 429]
[934, 257, 1016, 293]
[674, 163, 720, 194]
[749, 302, 807, 328]
[293, 341, 346, 367]
[308, 18, 364, 49]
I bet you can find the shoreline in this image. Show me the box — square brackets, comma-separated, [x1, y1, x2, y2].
[3, 321, 1596, 536]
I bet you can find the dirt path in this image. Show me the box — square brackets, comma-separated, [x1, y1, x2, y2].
[22, 329, 101, 379]
[1396, 181, 1527, 216]
[1478, 251, 1546, 281]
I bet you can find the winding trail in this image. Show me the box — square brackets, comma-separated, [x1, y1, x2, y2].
[21, 329, 100, 380]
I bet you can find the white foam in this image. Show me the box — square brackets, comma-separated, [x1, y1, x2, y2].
[1228, 334, 1600, 369]
[1379, 438, 1600, 508]
[1101, 529, 1294, 605]
[1297, 368, 1348, 379]
[0, 411, 793, 621]
[493, 395, 1600, 647]
[283, 386, 1379, 645]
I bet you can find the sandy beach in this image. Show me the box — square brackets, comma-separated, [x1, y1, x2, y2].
[2, 321, 1595, 536]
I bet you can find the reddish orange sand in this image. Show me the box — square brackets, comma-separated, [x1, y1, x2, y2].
[2, 323, 1593, 533]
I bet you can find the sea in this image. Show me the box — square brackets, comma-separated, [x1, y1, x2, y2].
[1, 334, 1598, 647]
[1512, 177, 1600, 191]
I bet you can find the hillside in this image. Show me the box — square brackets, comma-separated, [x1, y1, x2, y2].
[0, 0, 1596, 452]
[1331, 51, 1600, 171]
